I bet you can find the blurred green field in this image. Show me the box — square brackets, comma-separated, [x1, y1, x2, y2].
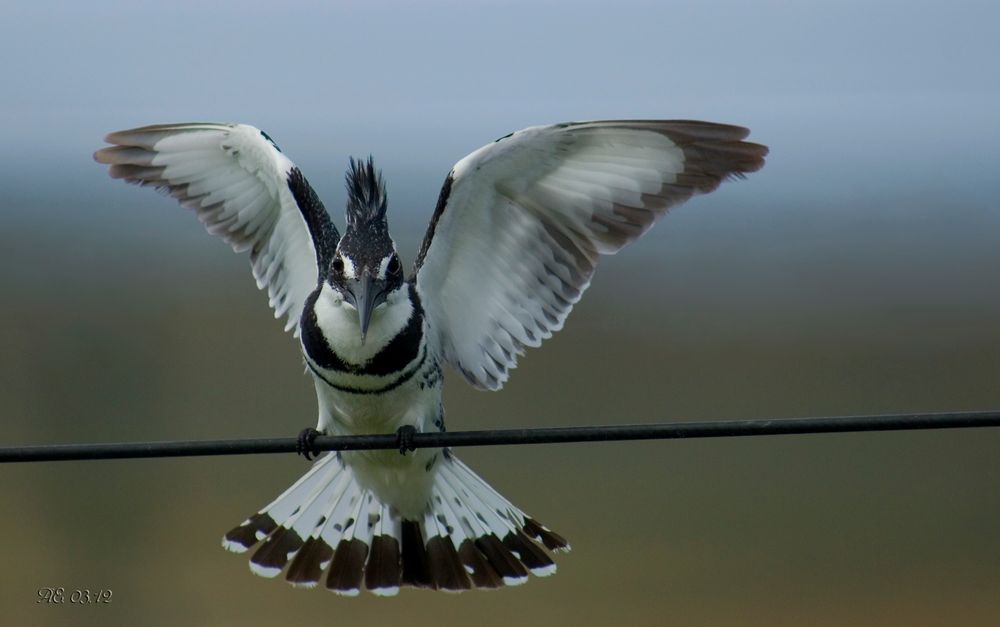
[2, 190, 998, 626]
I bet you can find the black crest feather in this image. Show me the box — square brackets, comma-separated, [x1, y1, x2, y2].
[345, 156, 387, 228]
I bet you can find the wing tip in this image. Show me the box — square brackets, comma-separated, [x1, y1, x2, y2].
[566, 119, 769, 168]
[100, 122, 241, 151]
[92, 146, 114, 164]
[458, 363, 511, 391]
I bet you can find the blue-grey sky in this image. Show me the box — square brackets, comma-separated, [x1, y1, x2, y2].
[3, 0, 999, 264]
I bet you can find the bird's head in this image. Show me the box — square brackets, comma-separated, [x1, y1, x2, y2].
[327, 156, 404, 343]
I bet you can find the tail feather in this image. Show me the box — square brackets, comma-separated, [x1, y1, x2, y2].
[284, 472, 354, 587]
[248, 462, 347, 578]
[437, 456, 563, 578]
[285, 536, 333, 587]
[433, 480, 503, 588]
[326, 538, 368, 595]
[248, 526, 304, 578]
[400, 519, 432, 588]
[457, 538, 503, 588]
[523, 517, 570, 552]
[222, 450, 568, 595]
[325, 488, 378, 595]
[433, 459, 530, 584]
[365, 531, 402, 595]
[425, 531, 473, 591]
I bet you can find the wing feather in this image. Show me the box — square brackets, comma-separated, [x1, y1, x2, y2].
[95, 122, 339, 336]
[414, 120, 767, 390]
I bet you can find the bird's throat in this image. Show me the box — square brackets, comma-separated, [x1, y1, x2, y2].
[311, 284, 414, 366]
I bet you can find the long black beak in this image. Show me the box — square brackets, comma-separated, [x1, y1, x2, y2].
[347, 271, 383, 344]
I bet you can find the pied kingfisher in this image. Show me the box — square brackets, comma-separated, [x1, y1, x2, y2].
[95, 119, 767, 595]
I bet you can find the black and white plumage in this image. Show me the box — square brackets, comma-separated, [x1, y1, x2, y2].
[95, 119, 767, 595]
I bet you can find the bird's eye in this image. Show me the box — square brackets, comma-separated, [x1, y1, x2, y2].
[332, 257, 345, 274]
[387, 256, 401, 275]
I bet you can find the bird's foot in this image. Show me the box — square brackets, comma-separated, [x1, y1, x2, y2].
[396, 425, 417, 455]
[296, 427, 323, 461]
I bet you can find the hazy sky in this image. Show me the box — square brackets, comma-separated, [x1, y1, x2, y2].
[2, 0, 998, 250]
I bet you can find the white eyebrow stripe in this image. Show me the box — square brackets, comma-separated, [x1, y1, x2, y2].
[376, 255, 392, 279]
[340, 255, 357, 279]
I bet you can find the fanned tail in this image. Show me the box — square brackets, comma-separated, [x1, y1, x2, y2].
[222, 451, 568, 595]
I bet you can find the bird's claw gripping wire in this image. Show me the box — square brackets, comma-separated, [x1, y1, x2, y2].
[396, 425, 417, 455]
[296, 427, 322, 461]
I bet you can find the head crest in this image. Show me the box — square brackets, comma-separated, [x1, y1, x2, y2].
[345, 156, 387, 228]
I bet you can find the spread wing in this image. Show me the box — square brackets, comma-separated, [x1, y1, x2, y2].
[95, 123, 339, 335]
[413, 120, 768, 390]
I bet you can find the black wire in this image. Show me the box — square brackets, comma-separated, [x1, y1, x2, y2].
[2, 411, 999, 464]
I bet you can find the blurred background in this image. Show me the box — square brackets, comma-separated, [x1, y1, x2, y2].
[2, 1, 999, 625]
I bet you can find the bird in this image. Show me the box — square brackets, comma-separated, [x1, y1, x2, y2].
[94, 119, 767, 596]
